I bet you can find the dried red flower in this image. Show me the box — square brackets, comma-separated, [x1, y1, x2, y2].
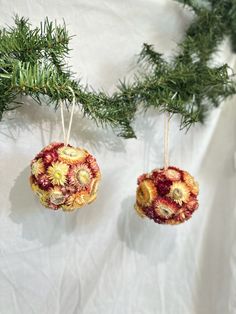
[157, 179, 172, 196]
[37, 174, 52, 190]
[43, 150, 58, 165]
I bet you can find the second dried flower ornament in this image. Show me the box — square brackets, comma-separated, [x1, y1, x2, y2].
[30, 87, 101, 211]
[135, 94, 199, 225]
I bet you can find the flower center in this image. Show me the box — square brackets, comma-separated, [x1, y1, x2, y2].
[173, 188, 183, 200]
[50, 191, 65, 205]
[63, 147, 78, 157]
[55, 172, 62, 179]
[76, 169, 90, 185]
[137, 186, 146, 203]
[159, 205, 173, 218]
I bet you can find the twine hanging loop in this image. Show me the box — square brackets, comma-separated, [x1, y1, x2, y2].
[60, 86, 76, 146]
[163, 92, 177, 170]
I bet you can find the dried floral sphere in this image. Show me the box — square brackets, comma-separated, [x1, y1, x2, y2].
[30, 142, 101, 211]
[135, 166, 199, 225]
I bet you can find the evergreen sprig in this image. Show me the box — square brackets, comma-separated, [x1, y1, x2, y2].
[0, 17, 137, 137]
[0, 0, 236, 138]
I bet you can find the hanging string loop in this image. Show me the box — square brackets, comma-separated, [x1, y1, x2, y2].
[164, 92, 177, 170]
[60, 86, 76, 146]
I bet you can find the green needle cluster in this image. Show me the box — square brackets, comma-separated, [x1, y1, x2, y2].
[0, 0, 235, 138]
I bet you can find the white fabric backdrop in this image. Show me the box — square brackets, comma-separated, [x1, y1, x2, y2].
[0, 0, 236, 313]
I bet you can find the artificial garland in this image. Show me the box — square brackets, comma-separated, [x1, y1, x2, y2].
[0, 0, 235, 138]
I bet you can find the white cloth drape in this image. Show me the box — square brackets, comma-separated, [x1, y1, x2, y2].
[0, 1, 236, 313]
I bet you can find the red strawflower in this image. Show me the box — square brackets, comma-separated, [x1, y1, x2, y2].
[151, 171, 166, 185]
[157, 179, 172, 196]
[61, 185, 78, 198]
[43, 150, 58, 165]
[86, 155, 100, 177]
[37, 174, 52, 190]
[186, 196, 199, 212]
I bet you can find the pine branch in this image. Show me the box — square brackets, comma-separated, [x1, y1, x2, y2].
[0, 1, 236, 138]
[115, 49, 235, 129]
[0, 60, 137, 138]
[0, 17, 136, 138]
[177, 0, 236, 56]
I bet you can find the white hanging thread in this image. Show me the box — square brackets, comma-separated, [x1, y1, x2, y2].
[164, 92, 177, 170]
[60, 101, 66, 144]
[60, 86, 76, 146]
[164, 111, 171, 170]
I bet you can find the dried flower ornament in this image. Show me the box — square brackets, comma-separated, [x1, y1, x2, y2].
[135, 167, 199, 225]
[134, 94, 199, 225]
[30, 88, 101, 211]
[30, 144, 101, 211]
